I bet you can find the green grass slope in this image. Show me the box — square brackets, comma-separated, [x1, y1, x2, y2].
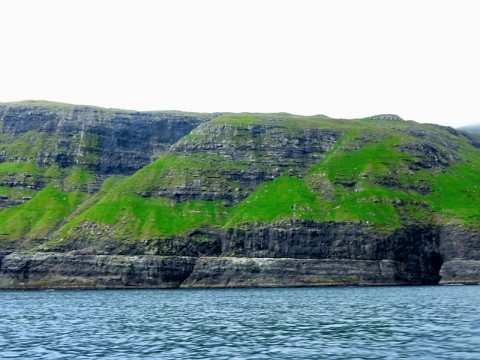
[1, 109, 479, 250]
[42, 113, 480, 249]
[0, 183, 86, 249]
[0, 101, 217, 249]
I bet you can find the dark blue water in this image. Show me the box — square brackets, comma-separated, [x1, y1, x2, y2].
[1, 286, 479, 359]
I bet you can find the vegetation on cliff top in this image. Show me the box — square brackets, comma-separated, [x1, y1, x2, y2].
[0, 104, 479, 251]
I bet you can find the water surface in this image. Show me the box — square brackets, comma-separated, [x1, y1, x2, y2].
[1, 286, 479, 359]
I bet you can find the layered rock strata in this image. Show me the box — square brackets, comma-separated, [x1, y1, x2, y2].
[0, 253, 440, 289]
[1, 103, 479, 288]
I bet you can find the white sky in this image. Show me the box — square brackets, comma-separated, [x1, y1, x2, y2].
[1, 0, 479, 127]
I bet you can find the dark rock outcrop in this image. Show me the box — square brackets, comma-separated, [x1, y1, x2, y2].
[182, 257, 423, 288]
[31, 221, 444, 286]
[0, 253, 439, 289]
[0, 252, 196, 288]
[439, 260, 480, 284]
[2, 219, 476, 288]
[438, 224, 480, 284]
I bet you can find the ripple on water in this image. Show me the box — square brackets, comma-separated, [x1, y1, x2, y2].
[1, 286, 480, 359]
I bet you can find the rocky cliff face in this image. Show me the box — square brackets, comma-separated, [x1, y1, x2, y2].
[438, 224, 480, 283]
[145, 121, 340, 204]
[0, 103, 479, 288]
[0, 102, 212, 188]
[0, 102, 214, 247]
[0, 252, 196, 288]
[0, 252, 440, 289]
[19, 219, 476, 286]
[1, 222, 477, 288]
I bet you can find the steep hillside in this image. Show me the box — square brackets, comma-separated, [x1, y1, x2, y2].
[0, 101, 213, 248]
[46, 113, 480, 244]
[1, 104, 479, 288]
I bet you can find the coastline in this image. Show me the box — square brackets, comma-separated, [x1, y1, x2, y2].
[2, 252, 470, 290]
[1, 282, 479, 291]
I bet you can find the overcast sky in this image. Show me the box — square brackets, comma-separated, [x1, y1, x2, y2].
[1, 0, 479, 127]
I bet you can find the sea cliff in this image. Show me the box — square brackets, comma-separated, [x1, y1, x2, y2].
[1, 102, 479, 288]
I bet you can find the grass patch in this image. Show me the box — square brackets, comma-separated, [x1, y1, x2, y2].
[62, 167, 95, 190]
[426, 162, 480, 225]
[207, 113, 369, 131]
[0, 186, 36, 200]
[55, 193, 230, 240]
[0, 131, 60, 160]
[0, 161, 42, 175]
[225, 175, 326, 226]
[0, 183, 86, 241]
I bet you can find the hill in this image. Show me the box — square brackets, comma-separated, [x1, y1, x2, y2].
[458, 124, 480, 134]
[0, 102, 479, 288]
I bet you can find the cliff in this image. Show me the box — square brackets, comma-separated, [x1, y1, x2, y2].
[0, 102, 479, 288]
[0, 101, 212, 249]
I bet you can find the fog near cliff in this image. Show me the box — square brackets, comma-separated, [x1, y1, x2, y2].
[1, 0, 479, 127]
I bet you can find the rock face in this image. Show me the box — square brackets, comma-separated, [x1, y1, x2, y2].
[0, 253, 438, 289]
[0, 103, 479, 288]
[182, 257, 429, 288]
[0, 252, 196, 288]
[0, 102, 212, 188]
[0, 221, 453, 288]
[438, 225, 480, 284]
[144, 122, 340, 204]
[0, 102, 215, 248]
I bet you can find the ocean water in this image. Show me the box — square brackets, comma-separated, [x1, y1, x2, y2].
[0, 286, 479, 359]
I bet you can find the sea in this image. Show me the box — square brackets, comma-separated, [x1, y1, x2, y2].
[1, 285, 479, 359]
